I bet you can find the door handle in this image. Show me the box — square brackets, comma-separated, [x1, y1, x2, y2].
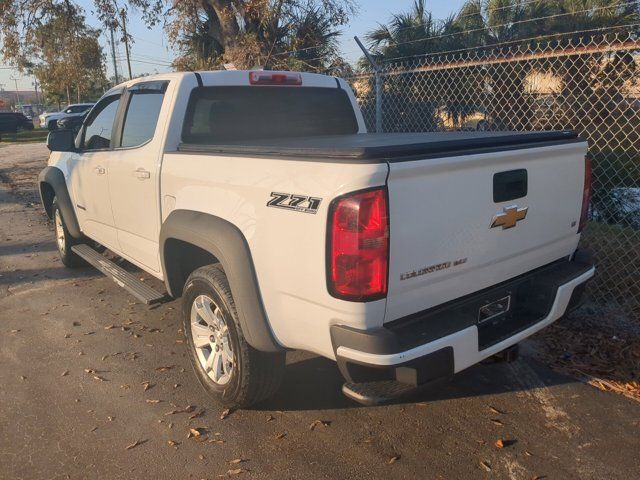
[94, 165, 106, 175]
[133, 168, 151, 180]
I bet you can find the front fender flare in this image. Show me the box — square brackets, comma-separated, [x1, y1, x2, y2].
[160, 210, 283, 353]
[38, 166, 82, 239]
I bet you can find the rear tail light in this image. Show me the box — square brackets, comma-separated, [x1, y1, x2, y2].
[249, 71, 302, 86]
[327, 187, 389, 301]
[578, 156, 592, 233]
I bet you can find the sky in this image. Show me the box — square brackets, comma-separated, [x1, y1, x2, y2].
[0, 0, 467, 94]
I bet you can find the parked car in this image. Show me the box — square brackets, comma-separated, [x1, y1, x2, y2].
[40, 103, 94, 130]
[0, 111, 34, 139]
[40, 71, 595, 408]
[57, 112, 87, 133]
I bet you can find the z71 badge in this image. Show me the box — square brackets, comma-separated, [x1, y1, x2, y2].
[267, 192, 322, 214]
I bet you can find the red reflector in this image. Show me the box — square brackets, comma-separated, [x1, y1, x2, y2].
[328, 187, 389, 301]
[249, 71, 302, 86]
[578, 156, 592, 233]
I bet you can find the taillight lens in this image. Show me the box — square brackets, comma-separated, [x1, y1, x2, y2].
[578, 156, 592, 233]
[328, 187, 389, 301]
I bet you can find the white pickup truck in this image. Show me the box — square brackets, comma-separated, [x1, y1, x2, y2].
[39, 70, 595, 407]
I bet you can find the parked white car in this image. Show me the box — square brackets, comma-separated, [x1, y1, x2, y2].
[39, 71, 595, 407]
[39, 103, 94, 130]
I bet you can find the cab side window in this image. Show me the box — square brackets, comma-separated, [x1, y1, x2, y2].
[120, 82, 167, 148]
[82, 96, 121, 151]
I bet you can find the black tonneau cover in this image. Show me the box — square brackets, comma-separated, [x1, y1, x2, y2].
[178, 130, 581, 161]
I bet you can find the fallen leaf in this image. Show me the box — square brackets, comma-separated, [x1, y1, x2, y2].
[104, 324, 118, 330]
[188, 427, 207, 440]
[125, 439, 145, 450]
[10, 329, 20, 333]
[275, 432, 287, 440]
[495, 439, 504, 449]
[167, 440, 180, 447]
[415, 402, 428, 407]
[189, 410, 205, 420]
[266, 415, 275, 422]
[146, 399, 162, 404]
[156, 365, 173, 372]
[229, 459, 244, 464]
[199, 454, 205, 460]
[309, 419, 331, 430]
[20, 376, 26, 381]
[120, 384, 131, 389]
[490, 419, 504, 426]
[84, 368, 95, 374]
[227, 468, 245, 476]
[480, 461, 492, 472]
[93, 375, 107, 382]
[220, 408, 231, 420]
[388, 455, 401, 464]
[142, 381, 154, 391]
[107, 416, 114, 422]
[524, 450, 533, 457]
[61, 370, 69, 377]
[489, 406, 505, 415]
[165, 405, 195, 416]
[90, 426, 98, 432]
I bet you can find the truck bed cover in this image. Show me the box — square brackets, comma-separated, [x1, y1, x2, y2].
[178, 130, 581, 161]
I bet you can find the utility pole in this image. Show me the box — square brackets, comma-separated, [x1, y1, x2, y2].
[354, 36, 383, 133]
[33, 80, 40, 107]
[120, 9, 133, 80]
[109, 26, 120, 85]
[10, 76, 21, 110]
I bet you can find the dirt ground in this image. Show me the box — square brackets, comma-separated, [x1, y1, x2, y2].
[1, 143, 639, 480]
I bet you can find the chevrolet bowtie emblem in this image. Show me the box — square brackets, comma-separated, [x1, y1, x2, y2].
[490, 205, 528, 229]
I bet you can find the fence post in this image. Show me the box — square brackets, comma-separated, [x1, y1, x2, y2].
[354, 36, 383, 133]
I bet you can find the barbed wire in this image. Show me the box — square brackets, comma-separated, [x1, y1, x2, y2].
[267, 1, 638, 64]
[378, 22, 640, 65]
[365, 0, 639, 53]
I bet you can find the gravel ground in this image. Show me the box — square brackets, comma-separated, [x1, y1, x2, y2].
[1, 143, 639, 480]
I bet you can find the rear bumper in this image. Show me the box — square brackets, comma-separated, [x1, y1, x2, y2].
[331, 255, 594, 388]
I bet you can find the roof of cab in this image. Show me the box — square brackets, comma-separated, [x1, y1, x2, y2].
[104, 70, 339, 96]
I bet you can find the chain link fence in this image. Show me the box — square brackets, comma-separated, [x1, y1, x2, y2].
[347, 32, 640, 320]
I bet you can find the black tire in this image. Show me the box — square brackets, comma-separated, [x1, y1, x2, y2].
[182, 264, 285, 408]
[52, 197, 83, 267]
[47, 119, 58, 131]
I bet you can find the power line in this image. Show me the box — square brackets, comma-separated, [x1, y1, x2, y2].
[379, 22, 640, 64]
[262, 1, 638, 63]
[367, 0, 639, 52]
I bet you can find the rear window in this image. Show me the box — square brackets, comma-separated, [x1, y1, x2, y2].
[182, 86, 358, 144]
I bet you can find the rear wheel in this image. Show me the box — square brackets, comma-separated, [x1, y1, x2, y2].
[52, 197, 82, 267]
[182, 264, 285, 408]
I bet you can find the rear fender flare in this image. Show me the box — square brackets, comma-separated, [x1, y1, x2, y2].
[160, 210, 283, 353]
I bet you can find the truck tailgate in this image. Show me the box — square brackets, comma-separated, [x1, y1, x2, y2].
[385, 138, 588, 322]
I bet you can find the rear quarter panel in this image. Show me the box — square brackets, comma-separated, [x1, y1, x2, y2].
[161, 153, 388, 358]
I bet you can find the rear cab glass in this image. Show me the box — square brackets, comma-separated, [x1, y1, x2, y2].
[182, 86, 358, 144]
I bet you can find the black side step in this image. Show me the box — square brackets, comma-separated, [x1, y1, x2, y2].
[71, 244, 165, 305]
[342, 380, 415, 406]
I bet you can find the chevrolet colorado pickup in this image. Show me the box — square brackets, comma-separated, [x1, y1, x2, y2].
[39, 70, 595, 407]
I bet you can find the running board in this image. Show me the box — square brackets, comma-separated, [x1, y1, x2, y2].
[71, 244, 165, 305]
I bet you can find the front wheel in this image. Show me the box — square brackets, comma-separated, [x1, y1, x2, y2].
[182, 264, 285, 408]
[52, 198, 82, 267]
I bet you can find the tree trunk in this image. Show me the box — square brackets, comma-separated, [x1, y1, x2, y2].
[206, 0, 241, 51]
[66, 85, 71, 106]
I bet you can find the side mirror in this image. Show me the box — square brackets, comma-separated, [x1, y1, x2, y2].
[47, 129, 76, 152]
